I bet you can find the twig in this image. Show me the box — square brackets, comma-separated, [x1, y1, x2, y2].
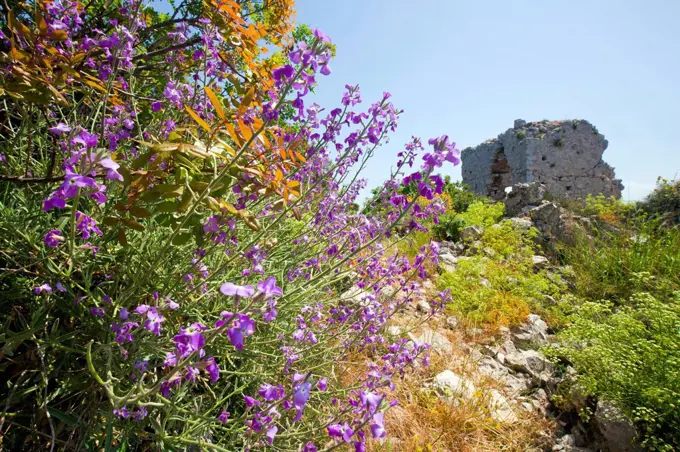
[0, 173, 107, 184]
[133, 37, 201, 62]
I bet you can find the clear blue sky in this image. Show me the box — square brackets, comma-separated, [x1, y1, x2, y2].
[295, 0, 680, 200]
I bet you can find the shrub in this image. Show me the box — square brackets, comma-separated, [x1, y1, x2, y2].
[558, 218, 680, 302]
[545, 292, 680, 450]
[437, 220, 565, 329]
[432, 200, 504, 242]
[0, 1, 461, 449]
[640, 177, 680, 226]
[582, 194, 635, 225]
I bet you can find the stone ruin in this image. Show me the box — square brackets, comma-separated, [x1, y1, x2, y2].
[461, 119, 623, 200]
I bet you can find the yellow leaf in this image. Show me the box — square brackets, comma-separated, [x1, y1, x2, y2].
[238, 87, 255, 115]
[185, 106, 210, 132]
[205, 86, 225, 120]
[275, 169, 283, 181]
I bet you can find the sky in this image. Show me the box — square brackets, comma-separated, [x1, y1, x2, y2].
[293, 0, 680, 201]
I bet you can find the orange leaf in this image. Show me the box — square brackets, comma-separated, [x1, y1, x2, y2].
[205, 86, 225, 120]
[225, 124, 242, 146]
[275, 169, 283, 181]
[238, 87, 255, 115]
[185, 106, 210, 132]
[237, 120, 253, 141]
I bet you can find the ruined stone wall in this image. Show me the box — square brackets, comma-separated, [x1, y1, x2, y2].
[461, 119, 623, 200]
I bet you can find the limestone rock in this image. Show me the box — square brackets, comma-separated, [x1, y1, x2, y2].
[532, 255, 550, 269]
[411, 328, 453, 354]
[505, 349, 553, 378]
[504, 182, 547, 216]
[593, 400, 640, 452]
[487, 389, 518, 423]
[446, 316, 460, 330]
[460, 225, 483, 241]
[438, 252, 458, 273]
[509, 216, 534, 231]
[416, 299, 432, 313]
[512, 314, 550, 349]
[432, 370, 476, 400]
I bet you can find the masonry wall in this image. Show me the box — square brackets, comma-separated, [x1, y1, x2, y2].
[461, 119, 623, 200]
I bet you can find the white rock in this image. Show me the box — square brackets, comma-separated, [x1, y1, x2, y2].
[416, 299, 432, 313]
[532, 255, 550, 268]
[432, 370, 476, 400]
[487, 390, 518, 423]
[414, 328, 453, 353]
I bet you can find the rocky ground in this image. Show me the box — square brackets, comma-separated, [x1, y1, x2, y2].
[362, 182, 641, 451]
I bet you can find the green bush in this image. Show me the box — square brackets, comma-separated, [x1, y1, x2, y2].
[432, 200, 504, 242]
[545, 292, 680, 451]
[558, 218, 680, 302]
[640, 178, 680, 226]
[437, 220, 566, 329]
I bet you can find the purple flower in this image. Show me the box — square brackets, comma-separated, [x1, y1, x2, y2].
[131, 406, 148, 421]
[256, 276, 283, 298]
[203, 215, 220, 233]
[113, 406, 130, 419]
[43, 229, 64, 248]
[73, 130, 98, 148]
[75, 212, 102, 239]
[143, 307, 165, 335]
[266, 425, 278, 445]
[173, 323, 207, 358]
[91, 307, 106, 317]
[259, 383, 284, 401]
[360, 391, 383, 414]
[98, 156, 123, 181]
[49, 122, 71, 135]
[34, 283, 52, 295]
[313, 28, 332, 44]
[244, 395, 260, 408]
[272, 65, 295, 82]
[55, 282, 66, 292]
[204, 357, 220, 382]
[119, 307, 129, 319]
[220, 283, 255, 298]
[303, 442, 317, 452]
[43, 195, 66, 211]
[151, 101, 162, 112]
[317, 378, 327, 391]
[370, 412, 386, 438]
[225, 313, 255, 350]
[218, 410, 230, 423]
[328, 423, 354, 443]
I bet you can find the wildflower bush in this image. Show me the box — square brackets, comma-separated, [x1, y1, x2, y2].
[0, 1, 460, 449]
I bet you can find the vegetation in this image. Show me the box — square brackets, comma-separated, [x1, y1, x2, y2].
[0, 1, 459, 449]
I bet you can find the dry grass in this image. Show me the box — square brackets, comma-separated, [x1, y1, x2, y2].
[364, 324, 555, 452]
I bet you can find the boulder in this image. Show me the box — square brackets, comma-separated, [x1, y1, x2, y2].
[593, 400, 640, 452]
[532, 255, 550, 269]
[460, 225, 483, 241]
[503, 182, 547, 216]
[416, 299, 432, 313]
[438, 252, 458, 273]
[509, 217, 534, 231]
[512, 314, 550, 349]
[432, 370, 476, 400]
[505, 349, 553, 378]
[411, 328, 453, 354]
[487, 390, 518, 423]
